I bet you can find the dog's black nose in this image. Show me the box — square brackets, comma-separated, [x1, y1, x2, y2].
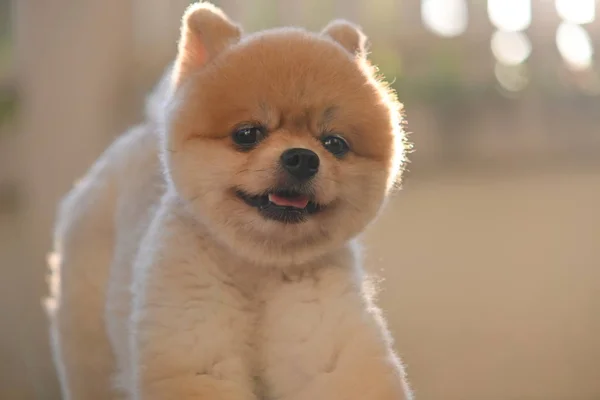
[280, 148, 320, 181]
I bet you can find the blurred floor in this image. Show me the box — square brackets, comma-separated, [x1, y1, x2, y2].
[367, 167, 600, 400]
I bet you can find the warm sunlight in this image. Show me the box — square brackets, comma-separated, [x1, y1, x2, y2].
[491, 30, 532, 65]
[488, 0, 531, 31]
[5, 1, 600, 399]
[556, 22, 594, 70]
[422, 0, 468, 37]
[555, 0, 595, 25]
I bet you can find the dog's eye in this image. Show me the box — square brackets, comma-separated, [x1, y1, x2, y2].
[232, 126, 264, 148]
[321, 135, 350, 157]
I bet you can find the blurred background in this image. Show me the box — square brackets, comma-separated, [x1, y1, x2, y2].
[1, 0, 599, 399]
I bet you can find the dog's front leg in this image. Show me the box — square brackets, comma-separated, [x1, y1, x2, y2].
[261, 261, 412, 400]
[129, 209, 257, 400]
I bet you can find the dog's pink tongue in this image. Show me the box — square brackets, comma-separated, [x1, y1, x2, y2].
[268, 193, 309, 209]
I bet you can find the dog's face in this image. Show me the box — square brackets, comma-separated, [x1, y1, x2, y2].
[164, 4, 406, 266]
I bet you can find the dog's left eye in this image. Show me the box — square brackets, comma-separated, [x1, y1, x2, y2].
[232, 126, 264, 148]
[321, 135, 350, 157]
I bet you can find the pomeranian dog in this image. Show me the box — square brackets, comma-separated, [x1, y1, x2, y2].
[47, 2, 412, 399]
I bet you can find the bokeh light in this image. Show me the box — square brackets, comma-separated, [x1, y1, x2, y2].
[556, 22, 594, 70]
[491, 30, 532, 65]
[488, 0, 531, 32]
[422, 0, 468, 37]
[555, 0, 595, 25]
[495, 62, 530, 92]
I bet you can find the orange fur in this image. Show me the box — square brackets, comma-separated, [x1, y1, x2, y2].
[166, 7, 406, 267]
[47, 3, 412, 400]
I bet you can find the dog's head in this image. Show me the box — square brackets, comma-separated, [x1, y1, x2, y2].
[162, 3, 407, 266]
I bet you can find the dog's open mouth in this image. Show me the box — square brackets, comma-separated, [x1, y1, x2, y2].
[235, 189, 322, 223]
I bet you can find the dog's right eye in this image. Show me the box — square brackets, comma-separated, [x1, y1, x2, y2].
[232, 126, 264, 148]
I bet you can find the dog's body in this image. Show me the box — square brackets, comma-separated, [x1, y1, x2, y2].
[47, 3, 412, 399]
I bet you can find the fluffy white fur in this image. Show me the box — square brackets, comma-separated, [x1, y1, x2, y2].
[47, 3, 412, 400]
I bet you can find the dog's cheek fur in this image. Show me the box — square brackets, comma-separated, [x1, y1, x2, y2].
[167, 137, 243, 214]
[321, 157, 389, 243]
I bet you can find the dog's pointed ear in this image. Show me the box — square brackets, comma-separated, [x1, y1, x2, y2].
[321, 20, 367, 57]
[172, 2, 242, 87]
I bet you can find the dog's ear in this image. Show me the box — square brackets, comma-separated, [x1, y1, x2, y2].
[172, 2, 242, 87]
[321, 20, 367, 57]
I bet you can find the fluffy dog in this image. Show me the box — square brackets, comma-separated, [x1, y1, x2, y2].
[47, 3, 412, 399]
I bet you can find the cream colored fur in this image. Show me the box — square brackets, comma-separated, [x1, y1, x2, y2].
[47, 3, 412, 400]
